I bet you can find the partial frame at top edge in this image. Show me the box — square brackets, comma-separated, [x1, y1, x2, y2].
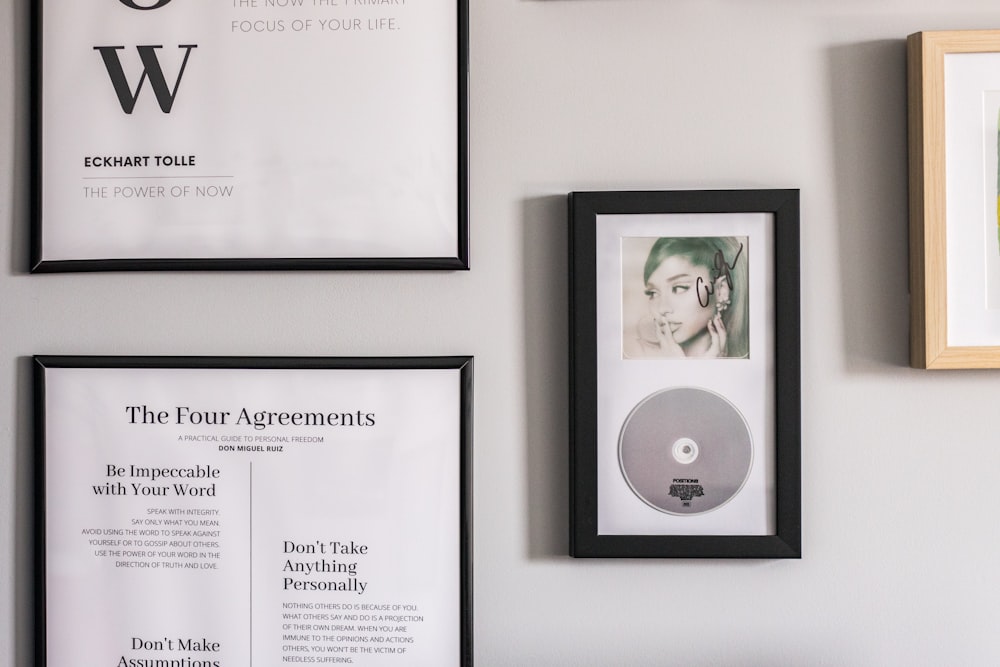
[30, 0, 469, 272]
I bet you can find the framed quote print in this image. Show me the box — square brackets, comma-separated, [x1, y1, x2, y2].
[34, 356, 472, 665]
[31, 0, 468, 271]
[908, 30, 1000, 368]
[568, 189, 801, 559]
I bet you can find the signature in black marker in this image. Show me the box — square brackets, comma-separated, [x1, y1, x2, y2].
[696, 243, 744, 308]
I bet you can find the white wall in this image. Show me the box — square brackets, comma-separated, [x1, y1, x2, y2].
[5, 0, 1000, 664]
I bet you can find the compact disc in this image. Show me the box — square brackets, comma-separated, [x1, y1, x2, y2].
[619, 387, 752, 515]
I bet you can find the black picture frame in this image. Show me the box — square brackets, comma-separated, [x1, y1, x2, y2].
[568, 189, 801, 558]
[30, 0, 469, 271]
[34, 355, 473, 665]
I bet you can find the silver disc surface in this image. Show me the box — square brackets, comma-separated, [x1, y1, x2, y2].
[619, 387, 752, 515]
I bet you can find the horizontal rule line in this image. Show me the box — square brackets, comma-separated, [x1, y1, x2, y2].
[82, 176, 235, 180]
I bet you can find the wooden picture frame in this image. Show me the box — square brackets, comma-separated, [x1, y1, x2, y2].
[908, 30, 1000, 368]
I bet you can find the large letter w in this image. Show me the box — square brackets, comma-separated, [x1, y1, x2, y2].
[94, 44, 197, 114]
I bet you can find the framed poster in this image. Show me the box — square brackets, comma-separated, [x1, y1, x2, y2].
[34, 356, 472, 665]
[31, 0, 468, 271]
[908, 30, 1000, 368]
[568, 189, 800, 559]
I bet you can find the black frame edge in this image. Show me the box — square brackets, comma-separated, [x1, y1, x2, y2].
[568, 193, 600, 557]
[29, 0, 43, 271]
[32, 358, 47, 666]
[455, 0, 470, 271]
[30, 256, 471, 273]
[457, 357, 473, 666]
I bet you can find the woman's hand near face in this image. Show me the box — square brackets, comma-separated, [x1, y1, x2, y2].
[705, 312, 728, 357]
[653, 319, 686, 357]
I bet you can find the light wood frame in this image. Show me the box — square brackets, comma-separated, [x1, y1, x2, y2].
[908, 30, 1000, 368]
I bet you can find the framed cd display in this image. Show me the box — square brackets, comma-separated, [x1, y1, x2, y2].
[908, 30, 1000, 368]
[34, 355, 473, 665]
[31, 0, 468, 271]
[568, 189, 801, 558]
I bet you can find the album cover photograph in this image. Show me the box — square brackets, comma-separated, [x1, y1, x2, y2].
[569, 189, 801, 559]
[621, 235, 749, 360]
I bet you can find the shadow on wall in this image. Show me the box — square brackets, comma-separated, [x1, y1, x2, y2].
[827, 40, 911, 371]
[10, 0, 30, 273]
[521, 195, 570, 560]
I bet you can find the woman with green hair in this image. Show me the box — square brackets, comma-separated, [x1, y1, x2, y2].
[625, 236, 749, 359]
